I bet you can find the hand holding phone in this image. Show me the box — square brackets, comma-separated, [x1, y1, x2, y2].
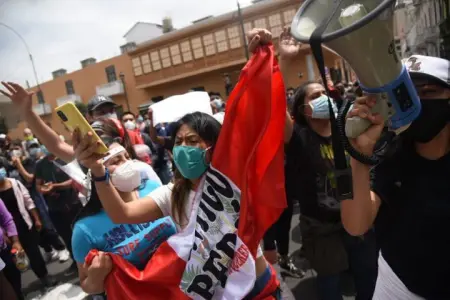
[55, 102, 108, 154]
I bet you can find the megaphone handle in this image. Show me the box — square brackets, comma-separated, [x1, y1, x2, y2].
[345, 95, 390, 139]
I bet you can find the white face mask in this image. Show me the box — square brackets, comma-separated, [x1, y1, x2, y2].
[11, 150, 22, 157]
[110, 160, 141, 192]
[102, 112, 118, 120]
[124, 120, 136, 130]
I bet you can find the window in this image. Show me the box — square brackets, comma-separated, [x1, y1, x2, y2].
[191, 86, 205, 92]
[269, 13, 283, 37]
[151, 95, 164, 103]
[254, 18, 267, 29]
[203, 34, 216, 56]
[160, 48, 171, 68]
[244, 22, 253, 34]
[132, 57, 143, 76]
[140, 54, 151, 74]
[228, 26, 241, 49]
[150, 51, 161, 71]
[191, 37, 204, 59]
[105, 65, 117, 83]
[283, 9, 297, 25]
[215, 30, 228, 52]
[170, 45, 182, 65]
[36, 90, 45, 104]
[65, 80, 75, 95]
[180, 41, 193, 62]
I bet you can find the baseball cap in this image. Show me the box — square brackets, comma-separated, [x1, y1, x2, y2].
[404, 55, 450, 88]
[26, 139, 40, 149]
[87, 95, 115, 112]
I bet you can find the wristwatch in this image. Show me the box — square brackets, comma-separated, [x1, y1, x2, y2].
[91, 167, 110, 184]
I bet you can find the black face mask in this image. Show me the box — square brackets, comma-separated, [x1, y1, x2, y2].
[403, 98, 450, 143]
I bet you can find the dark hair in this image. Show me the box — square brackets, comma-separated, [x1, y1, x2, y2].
[121, 111, 135, 120]
[95, 118, 138, 160]
[170, 112, 221, 226]
[11, 139, 22, 148]
[287, 87, 295, 92]
[291, 80, 318, 127]
[73, 118, 139, 224]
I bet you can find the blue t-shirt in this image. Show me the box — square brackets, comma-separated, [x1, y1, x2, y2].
[71, 179, 177, 270]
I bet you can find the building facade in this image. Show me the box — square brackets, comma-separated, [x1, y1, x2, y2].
[396, 0, 450, 59]
[7, 0, 343, 139]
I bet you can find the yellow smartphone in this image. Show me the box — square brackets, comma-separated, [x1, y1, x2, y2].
[55, 102, 109, 154]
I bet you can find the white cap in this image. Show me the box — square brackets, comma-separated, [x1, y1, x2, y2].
[404, 55, 450, 87]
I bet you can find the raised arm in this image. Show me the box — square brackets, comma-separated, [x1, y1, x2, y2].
[340, 95, 384, 236]
[0, 82, 75, 162]
[73, 129, 164, 224]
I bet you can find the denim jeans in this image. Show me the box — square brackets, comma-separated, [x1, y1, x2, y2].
[317, 229, 378, 300]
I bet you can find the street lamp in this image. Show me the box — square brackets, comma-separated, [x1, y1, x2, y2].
[0, 22, 41, 91]
[119, 72, 131, 111]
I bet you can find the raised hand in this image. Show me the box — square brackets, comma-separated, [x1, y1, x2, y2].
[72, 128, 105, 173]
[279, 26, 300, 60]
[247, 28, 273, 53]
[0, 82, 34, 115]
[347, 95, 385, 156]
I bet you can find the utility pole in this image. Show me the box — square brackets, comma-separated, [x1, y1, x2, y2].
[237, 1, 250, 61]
[0, 22, 41, 92]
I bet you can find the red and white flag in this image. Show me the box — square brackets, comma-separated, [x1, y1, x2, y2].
[86, 44, 287, 300]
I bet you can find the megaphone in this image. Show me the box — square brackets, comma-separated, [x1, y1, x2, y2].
[290, 0, 421, 145]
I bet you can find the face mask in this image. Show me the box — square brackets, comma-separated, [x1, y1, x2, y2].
[137, 115, 144, 123]
[403, 98, 450, 143]
[41, 145, 50, 157]
[11, 150, 22, 158]
[111, 160, 142, 192]
[102, 112, 118, 120]
[124, 120, 136, 130]
[173, 146, 209, 179]
[308, 95, 338, 119]
[24, 135, 33, 141]
[29, 148, 41, 159]
[0, 168, 6, 181]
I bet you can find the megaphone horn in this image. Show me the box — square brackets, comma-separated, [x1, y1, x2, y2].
[290, 0, 421, 157]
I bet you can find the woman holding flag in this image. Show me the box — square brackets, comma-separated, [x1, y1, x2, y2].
[71, 30, 288, 299]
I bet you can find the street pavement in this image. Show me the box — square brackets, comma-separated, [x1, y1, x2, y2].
[21, 205, 356, 299]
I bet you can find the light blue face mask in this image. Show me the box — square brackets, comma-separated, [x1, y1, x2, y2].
[29, 148, 41, 158]
[0, 168, 6, 181]
[173, 146, 209, 179]
[309, 94, 338, 119]
[41, 145, 50, 156]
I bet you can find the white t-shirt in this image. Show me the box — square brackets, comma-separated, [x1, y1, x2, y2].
[150, 183, 263, 257]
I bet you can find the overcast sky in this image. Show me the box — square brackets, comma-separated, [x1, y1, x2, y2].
[0, 0, 254, 87]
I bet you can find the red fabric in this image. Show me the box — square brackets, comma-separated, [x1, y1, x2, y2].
[84, 45, 286, 299]
[252, 265, 280, 300]
[213, 44, 287, 256]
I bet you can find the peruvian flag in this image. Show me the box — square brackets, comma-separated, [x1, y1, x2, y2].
[85, 44, 287, 300]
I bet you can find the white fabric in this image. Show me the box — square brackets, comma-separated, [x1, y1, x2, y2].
[404, 55, 450, 86]
[151, 91, 213, 125]
[150, 181, 264, 258]
[0, 257, 5, 271]
[39, 282, 87, 300]
[134, 160, 162, 186]
[213, 112, 225, 124]
[373, 253, 425, 300]
[53, 160, 88, 190]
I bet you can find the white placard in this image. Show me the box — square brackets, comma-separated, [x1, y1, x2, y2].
[151, 91, 213, 125]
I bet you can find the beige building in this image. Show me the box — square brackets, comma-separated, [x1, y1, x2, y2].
[6, 0, 343, 140]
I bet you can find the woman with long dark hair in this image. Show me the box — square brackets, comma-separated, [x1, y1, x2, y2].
[71, 118, 173, 295]
[73, 111, 279, 299]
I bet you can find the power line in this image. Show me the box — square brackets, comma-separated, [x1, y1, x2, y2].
[0, 22, 41, 91]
